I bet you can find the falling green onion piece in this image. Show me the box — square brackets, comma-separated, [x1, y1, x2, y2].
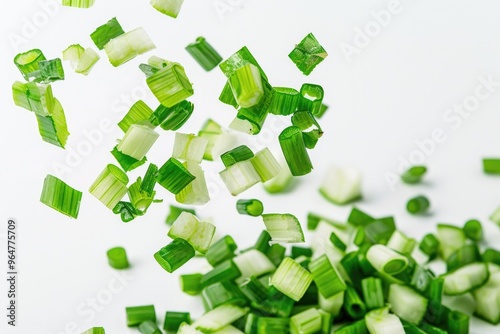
[236, 199, 264, 217]
[116, 124, 159, 161]
[150, 100, 194, 131]
[228, 63, 264, 108]
[172, 133, 208, 163]
[168, 212, 216, 254]
[36, 98, 69, 148]
[401, 166, 427, 184]
[81, 328, 105, 334]
[164, 312, 191, 333]
[104, 28, 156, 67]
[111, 146, 147, 172]
[221, 145, 254, 168]
[219, 81, 239, 109]
[147, 62, 193, 107]
[175, 161, 210, 205]
[406, 195, 430, 215]
[319, 166, 362, 205]
[156, 158, 195, 194]
[14, 49, 46, 80]
[489, 206, 500, 226]
[107, 246, 130, 269]
[463, 219, 482, 242]
[151, 0, 184, 18]
[36, 59, 65, 83]
[90, 17, 125, 50]
[154, 238, 195, 273]
[12, 81, 55, 116]
[298, 84, 324, 115]
[279, 126, 313, 176]
[166, 205, 195, 225]
[270, 257, 313, 301]
[40, 175, 82, 218]
[366, 244, 408, 275]
[263, 161, 294, 194]
[483, 158, 500, 174]
[62, 44, 100, 75]
[309, 254, 347, 298]
[113, 201, 143, 222]
[89, 164, 129, 209]
[251, 148, 281, 182]
[180, 273, 203, 296]
[118, 100, 154, 133]
[186, 37, 222, 71]
[126, 305, 156, 327]
[220, 160, 261, 196]
[268, 87, 300, 116]
[206, 235, 237, 267]
[288, 33, 328, 76]
[262, 213, 304, 244]
[139, 320, 162, 334]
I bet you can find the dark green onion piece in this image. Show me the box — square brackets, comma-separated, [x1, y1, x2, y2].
[254, 230, 272, 254]
[236, 199, 264, 217]
[302, 129, 322, 149]
[111, 146, 147, 172]
[221, 145, 254, 167]
[401, 320, 427, 334]
[288, 33, 328, 76]
[40, 175, 82, 219]
[113, 201, 143, 222]
[410, 265, 434, 294]
[200, 259, 241, 287]
[153, 238, 195, 273]
[180, 273, 203, 295]
[205, 235, 237, 267]
[245, 313, 260, 334]
[163, 311, 190, 333]
[139, 163, 158, 196]
[463, 219, 482, 241]
[240, 276, 269, 303]
[341, 252, 365, 290]
[106, 246, 129, 269]
[268, 87, 300, 116]
[149, 100, 194, 131]
[257, 317, 289, 334]
[309, 254, 347, 298]
[343, 284, 367, 319]
[201, 281, 247, 310]
[361, 277, 384, 310]
[330, 232, 347, 251]
[446, 244, 481, 272]
[232, 80, 273, 135]
[401, 166, 427, 184]
[357, 244, 377, 276]
[406, 195, 430, 215]
[166, 205, 196, 225]
[335, 319, 368, 334]
[307, 213, 322, 230]
[219, 46, 268, 81]
[14, 49, 46, 80]
[348, 207, 375, 226]
[316, 104, 329, 118]
[219, 81, 239, 108]
[156, 158, 195, 194]
[279, 126, 313, 176]
[138, 320, 161, 334]
[420, 233, 440, 258]
[252, 286, 295, 318]
[291, 246, 313, 259]
[483, 158, 500, 174]
[126, 305, 156, 327]
[482, 248, 500, 265]
[90, 17, 125, 50]
[185, 36, 222, 71]
[266, 244, 286, 267]
[363, 217, 396, 245]
[298, 83, 324, 115]
[118, 100, 154, 133]
[37, 58, 65, 83]
[447, 310, 469, 334]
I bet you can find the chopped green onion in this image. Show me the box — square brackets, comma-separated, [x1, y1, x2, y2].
[118, 100, 153, 133]
[319, 166, 362, 205]
[236, 199, 264, 217]
[172, 133, 208, 163]
[335, 319, 368, 334]
[266, 244, 287, 267]
[113, 201, 143, 222]
[149, 100, 194, 131]
[490, 206, 500, 226]
[62, 0, 95, 8]
[268, 87, 300, 116]
[36, 59, 65, 83]
[366, 244, 408, 275]
[186, 37, 222, 71]
[154, 238, 195, 273]
[447, 310, 469, 334]
[446, 244, 481, 272]
[463, 219, 482, 242]
[110, 146, 147, 172]
[205, 235, 237, 267]
[14, 49, 46, 80]
[219, 46, 268, 81]
[126, 305, 156, 327]
[192, 304, 249, 332]
[219, 81, 239, 109]
[164, 312, 191, 333]
[180, 273, 203, 296]
[419, 233, 440, 258]
[147, 62, 193, 107]
[233, 249, 276, 283]
[264, 161, 294, 194]
[318, 309, 332, 334]
[406, 195, 430, 215]
[220, 160, 261, 196]
[365, 306, 404, 334]
[228, 63, 264, 108]
[483, 158, 500, 174]
[106, 246, 130, 269]
[386, 230, 416, 255]
[401, 166, 427, 184]
[175, 161, 210, 205]
[270, 257, 313, 301]
[62, 45, 100, 75]
[40, 174, 82, 218]
[318, 291, 344, 317]
[253, 286, 295, 318]
[168, 211, 216, 254]
[483, 249, 500, 265]
[309, 254, 347, 298]
[117, 124, 159, 160]
[257, 317, 289, 334]
[62, 44, 84, 69]
[156, 158, 195, 194]
[128, 178, 156, 213]
[361, 277, 384, 310]
[90, 17, 125, 50]
[472, 269, 500, 324]
[288, 33, 327, 76]
[436, 224, 466, 259]
[202, 281, 247, 310]
[298, 84, 324, 115]
[81, 328, 105, 334]
[410, 265, 433, 293]
[151, 0, 184, 18]
[388, 284, 428, 324]
[420, 323, 448, 334]
[104, 28, 156, 67]
[177, 323, 203, 334]
[316, 104, 329, 118]
[291, 246, 313, 258]
[253, 230, 272, 254]
[343, 284, 367, 319]
[279, 126, 313, 176]
[239, 276, 269, 303]
[442, 262, 489, 295]
[330, 232, 347, 252]
[221, 145, 254, 168]
[262, 213, 305, 244]
[12, 81, 54, 116]
[166, 205, 195, 225]
[139, 320, 162, 334]
[36, 98, 69, 148]
[251, 148, 281, 182]
[201, 259, 241, 287]
[290, 308, 322, 334]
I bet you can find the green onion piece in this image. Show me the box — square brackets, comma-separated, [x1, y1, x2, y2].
[177, 323, 203, 334]
[62, 0, 95, 8]
[319, 291, 344, 317]
[446, 244, 481, 272]
[104, 28, 156, 67]
[164, 312, 191, 333]
[268, 87, 300, 116]
[271, 257, 313, 301]
[266, 244, 286, 267]
[202, 281, 247, 310]
[40, 175, 82, 218]
[309, 254, 347, 298]
[343, 284, 367, 319]
[316, 104, 329, 118]
[12, 81, 54, 116]
[302, 129, 322, 149]
[63, 46, 99, 76]
[420, 323, 448, 334]
[357, 244, 377, 276]
[253, 230, 272, 254]
[219, 46, 268, 81]
[90, 17, 125, 50]
[219, 160, 261, 196]
[367, 244, 408, 275]
[206, 236, 237, 267]
[166, 205, 195, 225]
[154, 238, 195, 273]
[14, 49, 46, 80]
[81, 327, 105, 334]
[386, 230, 416, 255]
[329, 231, 347, 252]
[236, 199, 264, 217]
[110, 146, 147, 172]
[318, 309, 332, 334]
[113, 201, 143, 222]
[291, 246, 313, 259]
[426, 278, 444, 315]
[200, 118, 223, 133]
[128, 178, 155, 213]
[117, 124, 159, 160]
[436, 224, 466, 259]
[483, 249, 500, 265]
[279, 126, 313, 176]
[228, 63, 264, 108]
[262, 213, 305, 244]
[290, 308, 322, 334]
[365, 306, 404, 334]
[219, 81, 239, 109]
[139, 320, 162, 334]
[179, 273, 203, 296]
[106, 246, 130, 269]
[347, 207, 372, 227]
[335, 319, 368, 334]
[185, 37, 222, 71]
[288, 33, 327, 76]
[406, 195, 430, 215]
[472, 269, 500, 324]
[257, 317, 289, 334]
[147, 62, 193, 107]
[233, 249, 276, 283]
[442, 262, 489, 295]
[193, 304, 249, 332]
[419, 233, 440, 258]
[198, 131, 221, 161]
[139, 64, 159, 77]
[118, 100, 154, 133]
[264, 161, 294, 194]
[151, 0, 184, 18]
[175, 161, 210, 205]
[62, 44, 84, 69]
[490, 205, 500, 226]
[319, 166, 362, 205]
[463, 219, 482, 241]
[221, 145, 254, 168]
[447, 310, 469, 334]
[388, 284, 428, 324]
[401, 166, 427, 184]
[361, 277, 384, 310]
[156, 158, 195, 194]
[168, 212, 215, 254]
[410, 265, 433, 293]
[126, 305, 156, 327]
[201, 259, 241, 287]
[251, 148, 281, 182]
[172, 133, 208, 163]
[36, 59, 65, 83]
[239, 276, 269, 303]
[483, 158, 500, 174]
[252, 286, 295, 318]
[149, 100, 194, 131]
[244, 313, 259, 334]
[298, 84, 324, 115]
[36, 98, 69, 148]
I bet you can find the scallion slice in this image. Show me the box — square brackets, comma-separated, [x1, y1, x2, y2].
[386, 230, 416, 255]
[401, 166, 427, 184]
[263, 161, 294, 194]
[168, 212, 216, 254]
[180, 273, 203, 296]
[288, 33, 327, 76]
[335, 319, 368, 334]
[154, 238, 195, 273]
[36, 59, 65, 83]
[262, 213, 304, 244]
[156, 158, 195, 194]
[365, 307, 404, 334]
[107, 246, 130, 269]
[139, 320, 162, 334]
[446, 244, 481, 272]
[388, 284, 428, 324]
[344, 284, 367, 319]
[89, 164, 129, 209]
[221, 145, 254, 168]
[270, 257, 313, 301]
[62, 0, 95, 8]
[151, 0, 184, 18]
[206, 235, 237, 267]
[298, 84, 324, 115]
[202, 281, 247, 311]
[104, 28, 156, 67]
[90, 17, 125, 50]
[319, 166, 362, 205]
[279, 126, 313, 176]
[366, 244, 408, 275]
[118, 100, 154, 133]
[442, 262, 489, 295]
[164, 312, 191, 333]
[111, 146, 147, 172]
[219, 46, 268, 81]
[192, 304, 249, 332]
[186, 37, 222, 71]
[116, 124, 159, 161]
[483, 158, 500, 174]
[490, 206, 500, 226]
[406, 195, 430, 215]
[36, 98, 69, 148]
[228, 63, 264, 108]
[236, 199, 264, 217]
[172, 133, 208, 163]
[113, 201, 143, 222]
[251, 148, 281, 182]
[147, 62, 193, 107]
[201, 259, 241, 287]
[12, 81, 54, 116]
[220, 160, 261, 196]
[309, 254, 347, 298]
[62, 45, 100, 75]
[361, 277, 384, 310]
[463, 219, 482, 242]
[14, 49, 46, 80]
[126, 305, 156, 327]
[472, 269, 500, 324]
[436, 224, 466, 259]
[232, 249, 276, 284]
[166, 205, 195, 225]
[447, 311, 469, 334]
[268, 87, 300, 116]
[239, 276, 268, 303]
[257, 317, 289, 334]
[40, 175, 82, 218]
[290, 308, 322, 334]
[149, 100, 194, 131]
[219, 81, 239, 109]
[175, 161, 210, 205]
[483, 249, 500, 266]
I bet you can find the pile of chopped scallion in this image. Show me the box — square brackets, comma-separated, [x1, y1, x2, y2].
[11, 1, 500, 333]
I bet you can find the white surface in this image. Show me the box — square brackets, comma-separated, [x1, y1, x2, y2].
[1, 0, 500, 333]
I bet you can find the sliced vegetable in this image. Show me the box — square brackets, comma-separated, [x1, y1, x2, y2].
[288, 33, 328, 76]
[89, 164, 129, 209]
[279, 126, 313, 176]
[319, 166, 362, 205]
[185, 37, 222, 71]
[147, 62, 193, 107]
[401, 166, 427, 184]
[236, 199, 264, 217]
[154, 238, 195, 273]
[270, 257, 313, 301]
[406, 195, 430, 215]
[90, 17, 125, 50]
[107, 246, 130, 269]
[173, 133, 209, 163]
[168, 212, 216, 254]
[262, 213, 304, 244]
[118, 100, 154, 133]
[14, 49, 46, 80]
[156, 158, 195, 194]
[151, 0, 184, 18]
[104, 28, 156, 67]
[40, 175, 82, 218]
[175, 161, 210, 205]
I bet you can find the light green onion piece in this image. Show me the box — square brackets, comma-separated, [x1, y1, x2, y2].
[221, 145, 254, 168]
[361, 277, 384, 310]
[490, 206, 500, 226]
[63, 45, 100, 75]
[150, 100, 194, 131]
[483, 158, 500, 174]
[192, 304, 249, 332]
[164, 312, 191, 333]
[150, 0, 184, 18]
[175, 161, 210, 205]
[62, 44, 84, 69]
[219, 46, 268, 81]
[139, 320, 162, 334]
[14, 49, 46, 80]
[472, 269, 500, 324]
[168, 212, 216, 254]
[442, 262, 489, 295]
[386, 230, 416, 255]
[81, 328, 105, 334]
[288, 33, 328, 76]
[228, 63, 264, 108]
[118, 100, 154, 133]
[298, 84, 324, 115]
[232, 249, 276, 284]
[436, 224, 466, 259]
[166, 205, 195, 225]
[116, 124, 159, 160]
[290, 308, 322, 334]
[107, 246, 130, 269]
[279, 126, 313, 176]
[40, 175, 82, 218]
[90, 17, 125, 50]
[147, 62, 193, 107]
[251, 148, 281, 182]
[186, 37, 222, 71]
[319, 166, 362, 205]
[318, 291, 344, 317]
[219, 81, 239, 109]
[220, 160, 261, 196]
[365, 307, 404, 334]
[126, 305, 156, 327]
[36, 98, 69, 148]
[270, 257, 313, 301]
[89, 164, 129, 209]
[127, 178, 155, 213]
[268, 87, 300, 116]
[12, 81, 54, 116]
[177, 323, 203, 334]
[104, 28, 156, 67]
[236, 199, 264, 217]
[62, 0, 95, 8]
[154, 238, 195, 273]
[388, 284, 428, 324]
[406, 195, 430, 215]
[111, 146, 147, 172]
[156, 158, 195, 194]
[309, 254, 347, 298]
[263, 161, 294, 194]
[36, 59, 65, 83]
[172, 133, 209, 163]
[401, 166, 427, 184]
[262, 213, 304, 244]
[257, 317, 288, 334]
[180, 273, 203, 296]
[366, 244, 408, 275]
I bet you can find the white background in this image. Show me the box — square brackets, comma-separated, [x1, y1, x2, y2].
[1, 0, 500, 333]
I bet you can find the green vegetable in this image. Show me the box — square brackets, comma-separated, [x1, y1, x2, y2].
[106, 247, 130, 269]
[288, 33, 327, 75]
[40, 175, 82, 218]
[236, 199, 264, 217]
[401, 166, 427, 184]
[406, 195, 430, 215]
[126, 305, 156, 327]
